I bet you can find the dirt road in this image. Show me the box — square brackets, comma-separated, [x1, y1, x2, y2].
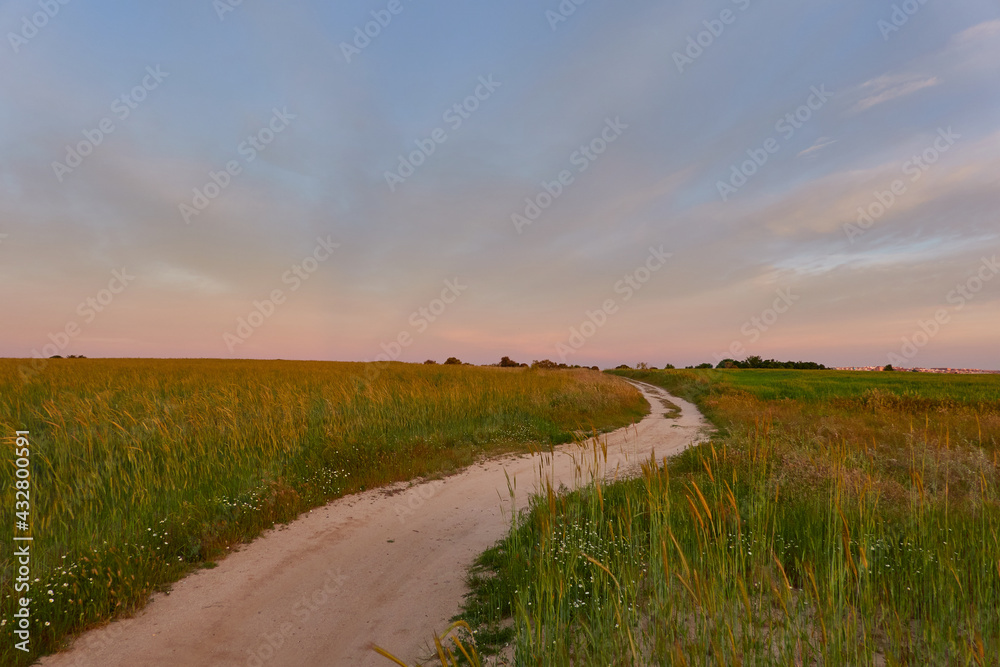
[40, 381, 708, 667]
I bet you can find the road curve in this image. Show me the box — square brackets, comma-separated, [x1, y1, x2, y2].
[40, 380, 708, 667]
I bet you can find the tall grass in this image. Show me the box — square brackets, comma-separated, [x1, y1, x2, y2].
[461, 369, 1000, 664]
[0, 359, 646, 665]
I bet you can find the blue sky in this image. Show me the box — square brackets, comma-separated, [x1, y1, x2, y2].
[1, 0, 998, 368]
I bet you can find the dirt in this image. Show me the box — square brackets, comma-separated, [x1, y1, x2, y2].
[39, 381, 708, 667]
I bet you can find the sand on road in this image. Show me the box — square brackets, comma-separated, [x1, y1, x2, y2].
[40, 380, 709, 667]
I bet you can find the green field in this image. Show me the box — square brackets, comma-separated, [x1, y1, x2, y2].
[460, 369, 1000, 664]
[0, 359, 646, 665]
[643, 368, 1000, 404]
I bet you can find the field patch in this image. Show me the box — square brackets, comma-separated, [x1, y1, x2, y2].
[460, 369, 1000, 664]
[0, 359, 645, 665]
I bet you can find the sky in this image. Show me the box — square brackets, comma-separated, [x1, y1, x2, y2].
[1, 0, 998, 370]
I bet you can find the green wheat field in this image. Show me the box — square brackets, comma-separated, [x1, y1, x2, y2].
[0, 359, 645, 665]
[457, 369, 1000, 665]
[3, 362, 999, 665]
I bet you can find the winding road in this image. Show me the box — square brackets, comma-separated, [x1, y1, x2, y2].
[40, 381, 708, 667]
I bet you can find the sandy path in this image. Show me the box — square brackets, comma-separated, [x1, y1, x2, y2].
[40, 381, 708, 667]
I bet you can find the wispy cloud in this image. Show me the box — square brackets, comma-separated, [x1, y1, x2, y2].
[949, 19, 1000, 46]
[851, 75, 940, 113]
[797, 137, 837, 157]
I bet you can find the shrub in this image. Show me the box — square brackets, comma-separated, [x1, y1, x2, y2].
[443, 357, 462, 365]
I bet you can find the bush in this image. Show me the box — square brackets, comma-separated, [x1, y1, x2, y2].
[423, 360, 437, 365]
[499, 356, 521, 368]
[531, 360, 560, 370]
[443, 357, 462, 365]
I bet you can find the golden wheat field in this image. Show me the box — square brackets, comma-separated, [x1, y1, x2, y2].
[0, 359, 646, 664]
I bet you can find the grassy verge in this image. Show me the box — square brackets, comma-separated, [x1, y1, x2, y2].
[459, 369, 1000, 664]
[0, 359, 646, 665]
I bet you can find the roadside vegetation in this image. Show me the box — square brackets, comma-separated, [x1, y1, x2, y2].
[459, 368, 1000, 664]
[0, 359, 646, 665]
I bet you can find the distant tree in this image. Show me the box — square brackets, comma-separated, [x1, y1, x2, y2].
[663, 363, 676, 370]
[883, 364, 895, 371]
[531, 359, 560, 369]
[615, 364, 632, 370]
[696, 363, 713, 369]
[499, 356, 520, 367]
[591, 366, 600, 371]
[716, 356, 825, 370]
[50, 355, 62, 359]
[636, 362, 650, 370]
[423, 359, 437, 364]
[443, 357, 462, 365]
